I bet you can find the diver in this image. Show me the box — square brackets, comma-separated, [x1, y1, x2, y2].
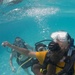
[50, 31, 75, 75]
[10, 37, 47, 75]
[9, 37, 34, 75]
[53, 39, 75, 75]
[32, 42, 48, 75]
[32, 42, 48, 74]
[2, 31, 75, 75]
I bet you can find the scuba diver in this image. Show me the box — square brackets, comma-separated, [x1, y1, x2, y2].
[2, 31, 75, 75]
[32, 42, 48, 75]
[53, 41, 75, 75]
[9, 37, 35, 75]
[50, 31, 75, 75]
[9, 37, 47, 75]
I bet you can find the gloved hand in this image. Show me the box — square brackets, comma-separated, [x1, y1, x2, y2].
[1, 41, 11, 47]
[12, 67, 16, 73]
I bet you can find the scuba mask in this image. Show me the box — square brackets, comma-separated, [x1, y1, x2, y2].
[35, 43, 47, 51]
[48, 41, 61, 52]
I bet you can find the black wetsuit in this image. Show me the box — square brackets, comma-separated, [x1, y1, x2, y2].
[56, 48, 75, 75]
[13, 38, 39, 70]
[16, 52, 38, 69]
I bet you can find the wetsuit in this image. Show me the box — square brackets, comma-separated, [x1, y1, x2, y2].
[16, 52, 38, 69]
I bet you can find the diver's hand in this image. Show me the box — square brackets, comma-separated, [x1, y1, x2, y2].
[1, 41, 11, 47]
[12, 67, 16, 73]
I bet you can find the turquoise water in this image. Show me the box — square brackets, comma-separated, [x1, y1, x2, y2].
[0, 0, 75, 75]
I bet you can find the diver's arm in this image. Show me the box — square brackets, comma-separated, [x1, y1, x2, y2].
[25, 43, 34, 51]
[2, 41, 36, 58]
[9, 52, 16, 72]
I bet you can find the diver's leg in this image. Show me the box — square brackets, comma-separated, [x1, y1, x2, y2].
[24, 68, 32, 75]
[32, 64, 44, 75]
[46, 65, 56, 75]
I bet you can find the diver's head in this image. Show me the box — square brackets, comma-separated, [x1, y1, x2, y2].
[51, 31, 72, 50]
[15, 37, 23, 42]
[57, 33, 71, 50]
[35, 43, 47, 51]
[13, 37, 25, 48]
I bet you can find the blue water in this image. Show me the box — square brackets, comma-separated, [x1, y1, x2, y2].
[0, 0, 75, 75]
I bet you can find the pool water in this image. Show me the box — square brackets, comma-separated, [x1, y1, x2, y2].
[0, 0, 75, 75]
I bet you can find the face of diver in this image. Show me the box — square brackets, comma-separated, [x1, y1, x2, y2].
[37, 46, 46, 51]
[57, 40, 69, 50]
[15, 38, 25, 47]
[15, 38, 21, 42]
